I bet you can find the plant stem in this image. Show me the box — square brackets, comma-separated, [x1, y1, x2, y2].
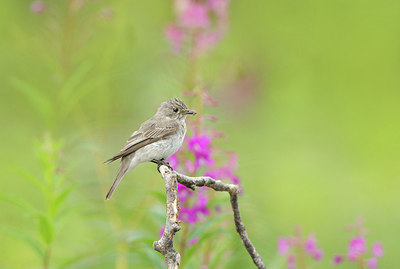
[43, 245, 51, 269]
[359, 256, 365, 269]
[179, 224, 189, 261]
[116, 241, 128, 269]
[203, 191, 216, 266]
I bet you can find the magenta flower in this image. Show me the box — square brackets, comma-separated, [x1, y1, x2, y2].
[205, 154, 240, 185]
[168, 153, 179, 170]
[366, 257, 378, 269]
[187, 236, 200, 247]
[208, 0, 230, 18]
[187, 134, 214, 169]
[305, 235, 317, 253]
[177, 183, 193, 203]
[304, 234, 323, 261]
[278, 237, 290, 254]
[185, 160, 196, 174]
[372, 242, 383, 257]
[333, 255, 344, 265]
[333, 222, 384, 268]
[287, 254, 296, 269]
[165, 0, 230, 55]
[278, 230, 324, 268]
[159, 226, 165, 238]
[348, 237, 366, 261]
[165, 24, 185, 52]
[179, 3, 210, 29]
[194, 30, 222, 54]
[30, 1, 46, 14]
[312, 248, 324, 261]
[179, 190, 210, 223]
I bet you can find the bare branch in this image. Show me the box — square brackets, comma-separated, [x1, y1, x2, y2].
[154, 166, 266, 269]
[230, 193, 266, 269]
[174, 171, 266, 269]
[153, 166, 181, 269]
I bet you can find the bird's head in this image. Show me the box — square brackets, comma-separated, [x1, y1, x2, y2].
[157, 98, 197, 120]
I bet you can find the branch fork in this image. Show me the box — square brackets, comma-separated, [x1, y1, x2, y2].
[153, 165, 266, 269]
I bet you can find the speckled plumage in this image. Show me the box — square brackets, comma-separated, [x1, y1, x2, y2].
[105, 98, 196, 200]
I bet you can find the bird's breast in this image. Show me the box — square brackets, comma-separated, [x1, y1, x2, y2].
[134, 123, 186, 162]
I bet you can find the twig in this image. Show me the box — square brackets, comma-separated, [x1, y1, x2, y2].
[153, 166, 181, 269]
[154, 166, 266, 269]
[175, 171, 266, 269]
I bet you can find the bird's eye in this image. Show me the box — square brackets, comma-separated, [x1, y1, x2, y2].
[173, 107, 179, 113]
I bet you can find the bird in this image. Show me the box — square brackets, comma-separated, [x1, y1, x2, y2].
[104, 98, 196, 200]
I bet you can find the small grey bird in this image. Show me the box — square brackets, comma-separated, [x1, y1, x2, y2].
[104, 98, 196, 200]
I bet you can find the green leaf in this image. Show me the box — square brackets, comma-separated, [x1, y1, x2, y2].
[142, 247, 164, 269]
[183, 228, 231, 265]
[59, 62, 92, 102]
[207, 196, 229, 208]
[181, 214, 232, 266]
[0, 226, 44, 258]
[50, 186, 74, 217]
[10, 78, 53, 123]
[59, 77, 107, 119]
[10, 166, 47, 195]
[209, 244, 231, 269]
[38, 214, 54, 244]
[149, 190, 166, 203]
[0, 193, 39, 215]
[149, 206, 167, 224]
[122, 229, 154, 244]
[190, 213, 231, 239]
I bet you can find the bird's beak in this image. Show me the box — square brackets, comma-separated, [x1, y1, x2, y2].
[184, 109, 197, 115]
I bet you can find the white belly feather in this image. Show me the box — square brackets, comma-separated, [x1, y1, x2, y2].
[133, 121, 186, 163]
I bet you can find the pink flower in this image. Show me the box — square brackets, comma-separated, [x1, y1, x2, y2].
[305, 235, 317, 253]
[205, 154, 240, 185]
[165, 24, 185, 52]
[177, 183, 193, 203]
[167, 153, 179, 170]
[187, 236, 200, 247]
[348, 237, 366, 261]
[185, 160, 196, 174]
[159, 226, 165, 237]
[372, 242, 383, 257]
[179, 191, 210, 223]
[30, 1, 46, 14]
[208, 0, 230, 17]
[179, 3, 210, 29]
[187, 134, 214, 169]
[287, 254, 296, 269]
[366, 257, 378, 269]
[333, 255, 344, 265]
[304, 235, 323, 261]
[200, 91, 219, 106]
[278, 237, 290, 254]
[311, 248, 323, 261]
[194, 30, 222, 54]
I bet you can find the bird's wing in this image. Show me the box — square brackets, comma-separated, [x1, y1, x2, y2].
[104, 119, 178, 163]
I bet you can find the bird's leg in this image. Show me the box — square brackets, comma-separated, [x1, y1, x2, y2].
[160, 159, 173, 170]
[151, 159, 173, 172]
[151, 159, 160, 165]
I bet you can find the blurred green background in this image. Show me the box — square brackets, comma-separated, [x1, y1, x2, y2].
[1, 0, 399, 268]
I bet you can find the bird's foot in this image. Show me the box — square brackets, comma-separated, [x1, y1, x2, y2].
[151, 159, 173, 172]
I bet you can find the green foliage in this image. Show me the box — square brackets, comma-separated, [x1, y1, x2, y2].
[0, 135, 73, 268]
[1, 0, 399, 268]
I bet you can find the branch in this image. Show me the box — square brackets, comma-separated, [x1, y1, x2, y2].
[153, 166, 181, 269]
[175, 171, 266, 269]
[154, 166, 266, 269]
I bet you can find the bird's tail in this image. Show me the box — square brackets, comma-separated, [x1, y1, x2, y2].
[105, 158, 130, 200]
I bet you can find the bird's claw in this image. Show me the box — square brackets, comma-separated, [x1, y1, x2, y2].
[152, 159, 173, 173]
